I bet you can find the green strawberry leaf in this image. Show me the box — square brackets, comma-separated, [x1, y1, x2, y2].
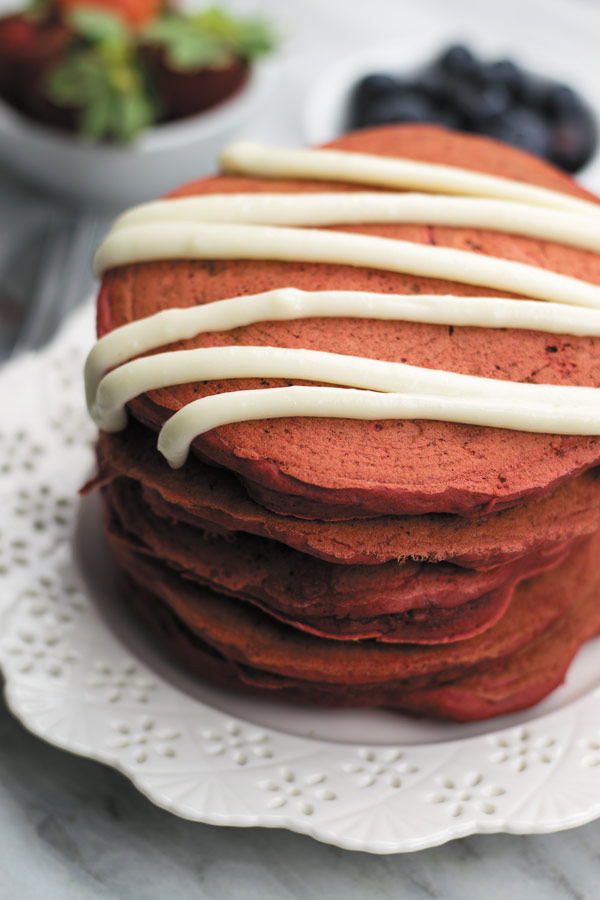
[144, 18, 230, 69]
[143, 8, 277, 71]
[26, 0, 52, 22]
[48, 54, 106, 105]
[139, 16, 184, 43]
[236, 20, 277, 61]
[113, 89, 155, 140]
[191, 8, 277, 61]
[168, 32, 230, 70]
[46, 43, 158, 142]
[80, 87, 113, 139]
[191, 7, 239, 42]
[67, 8, 128, 45]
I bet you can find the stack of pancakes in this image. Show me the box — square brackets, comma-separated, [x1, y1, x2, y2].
[91, 125, 600, 721]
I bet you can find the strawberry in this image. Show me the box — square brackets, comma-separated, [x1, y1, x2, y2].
[54, 0, 165, 28]
[142, 8, 275, 121]
[0, 15, 43, 101]
[145, 47, 248, 121]
[0, 13, 71, 127]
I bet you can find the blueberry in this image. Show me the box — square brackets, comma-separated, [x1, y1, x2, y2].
[481, 59, 525, 96]
[416, 65, 449, 102]
[450, 83, 511, 127]
[354, 73, 398, 104]
[543, 84, 585, 118]
[518, 76, 554, 112]
[349, 73, 398, 127]
[483, 107, 551, 158]
[437, 43, 480, 77]
[550, 112, 598, 172]
[362, 91, 436, 127]
[431, 106, 462, 130]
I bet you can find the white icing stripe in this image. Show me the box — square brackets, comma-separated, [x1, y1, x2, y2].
[88, 141, 600, 456]
[84, 288, 600, 414]
[157, 386, 600, 469]
[220, 141, 600, 218]
[92, 345, 598, 434]
[113, 192, 600, 254]
[92, 222, 600, 309]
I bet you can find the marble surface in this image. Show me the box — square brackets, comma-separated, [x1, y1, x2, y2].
[1, 684, 600, 900]
[2, 0, 600, 894]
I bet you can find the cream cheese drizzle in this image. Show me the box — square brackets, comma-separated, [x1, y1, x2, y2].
[84, 288, 600, 415]
[113, 192, 600, 254]
[220, 141, 600, 217]
[158, 387, 600, 470]
[91, 344, 599, 437]
[93, 223, 600, 309]
[87, 140, 600, 467]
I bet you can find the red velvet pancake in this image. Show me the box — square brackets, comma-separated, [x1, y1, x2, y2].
[93, 426, 600, 568]
[108, 527, 597, 691]
[120, 588, 600, 722]
[112, 527, 600, 719]
[97, 125, 600, 519]
[102, 477, 568, 643]
[92, 124, 600, 722]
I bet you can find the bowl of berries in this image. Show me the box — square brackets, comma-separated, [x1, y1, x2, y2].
[304, 37, 599, 180]
[0, 0, 278, 206]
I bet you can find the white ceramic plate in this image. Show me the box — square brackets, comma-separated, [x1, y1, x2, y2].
[2, 302, 600, 854]
[303, 31, 600, 194]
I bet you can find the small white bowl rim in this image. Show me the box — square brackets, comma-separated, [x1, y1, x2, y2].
[0, 55, 278, 158]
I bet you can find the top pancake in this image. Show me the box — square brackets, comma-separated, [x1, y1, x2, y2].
[96, 125, 600, 518]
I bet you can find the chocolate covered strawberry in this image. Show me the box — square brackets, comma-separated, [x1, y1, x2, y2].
[148, 55, 248, 121]
[0, 13, 68, 111]
[141, 8, 274, 121]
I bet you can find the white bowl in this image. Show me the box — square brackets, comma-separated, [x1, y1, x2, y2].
[303, 36, 600, 193]
[0, 58, 277, 208]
